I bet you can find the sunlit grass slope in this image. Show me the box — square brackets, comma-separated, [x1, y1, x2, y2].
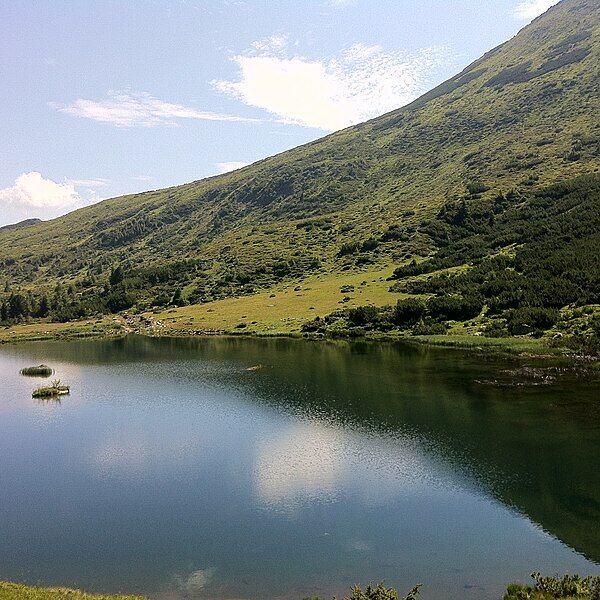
[147, 265, 402, 334]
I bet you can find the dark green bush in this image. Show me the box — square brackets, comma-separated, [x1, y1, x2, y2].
[393, 298, 427, 326]
[347, 305, 381, 327]
[411, 319, 448, 336]
[303, 583, 421, 600]
[483, 320, 510, 338]
[427, 294, 484, 321]
[506, 307, 558, 336]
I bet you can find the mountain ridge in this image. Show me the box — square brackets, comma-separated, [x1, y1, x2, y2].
[0, 218, 42, 232]
[1, 0, 599, 336]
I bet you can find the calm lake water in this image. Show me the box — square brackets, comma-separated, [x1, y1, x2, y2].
[0, 336, 599, 600]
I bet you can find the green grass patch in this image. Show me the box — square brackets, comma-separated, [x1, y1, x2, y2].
[0, 583, 145, 600]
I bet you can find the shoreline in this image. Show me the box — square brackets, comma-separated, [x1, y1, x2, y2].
[1, 315, 597, 366]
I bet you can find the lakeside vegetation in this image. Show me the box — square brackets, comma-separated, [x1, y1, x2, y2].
[303, 583, 422, 600]
[0, 583, 144, 600]
[3, 575, 599, 600]
[2, 172, 600, 354]
[300, 175, 600, 354]
[504, 574, 600, 600]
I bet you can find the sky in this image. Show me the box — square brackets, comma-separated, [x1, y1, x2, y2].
[0, 0, 560, 226]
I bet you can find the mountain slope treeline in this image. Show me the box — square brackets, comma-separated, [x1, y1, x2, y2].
[303, 174, 600, 349]
[0, 0, 599, 338]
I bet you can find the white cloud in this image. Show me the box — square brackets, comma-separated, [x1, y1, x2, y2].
[0, 172, 80, 210]
[0, 172, 107, 225]
[253, 420, 449, 515]
[250, 34, 288, 54]
[512, 0, 559, 20]
[66, 178, 109, 188]
[215, 161, 249, 173]
[52, 91, 259, 128]
[214, 42, 449, 131]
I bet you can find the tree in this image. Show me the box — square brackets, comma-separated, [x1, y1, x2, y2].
[109, 265, 124, 286]
[7, 292, 30, 320]
[36, 295, 50, 318]
[171, 288, 185, 306]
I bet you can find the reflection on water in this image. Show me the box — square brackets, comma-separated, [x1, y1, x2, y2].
[0, 335, 598, 600]
[254, 420, 451, 513]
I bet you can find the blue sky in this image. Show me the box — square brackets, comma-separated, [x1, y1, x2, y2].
[0, 0, 559, 226]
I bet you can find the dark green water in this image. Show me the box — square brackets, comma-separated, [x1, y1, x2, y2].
[0, 336, 598, 600]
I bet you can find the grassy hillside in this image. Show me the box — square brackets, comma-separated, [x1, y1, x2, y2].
[1, 0, 599, 342]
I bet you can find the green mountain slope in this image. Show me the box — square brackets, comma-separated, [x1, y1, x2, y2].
[1, 0, 599, 333]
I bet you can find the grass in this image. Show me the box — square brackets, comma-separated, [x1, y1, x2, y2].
[20, 365, 53, 376]
[3, 575, 599, 600]
[146, 265, 403, 335]
[0, 317, 125, 344]
[408, 334, 563, 355]
[31, 379, 69, 398]
[0, 583, 145, 600]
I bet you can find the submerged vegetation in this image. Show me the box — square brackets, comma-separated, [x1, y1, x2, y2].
[20, 364, 52, 376]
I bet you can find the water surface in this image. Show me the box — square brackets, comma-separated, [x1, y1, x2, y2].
[0, 336, 598, 600]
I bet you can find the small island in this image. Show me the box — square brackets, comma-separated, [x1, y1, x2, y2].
[20, 365, 53, 377]
[32, 379, 70, 398]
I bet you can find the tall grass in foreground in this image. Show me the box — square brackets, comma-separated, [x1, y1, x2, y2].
[303, 575, 600, 600]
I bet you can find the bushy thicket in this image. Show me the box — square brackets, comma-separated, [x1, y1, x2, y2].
[504, 573, 600, 600]
[0, 260, 203, 324]
[302, 295, 467, 337]
[304, 583, 421, 600]
[0, 251, 322, 324]
[389, 174, 600, 339]
[302, 574, 600, 600]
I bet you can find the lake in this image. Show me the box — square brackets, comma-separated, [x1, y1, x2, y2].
[0, 336, 598, 600]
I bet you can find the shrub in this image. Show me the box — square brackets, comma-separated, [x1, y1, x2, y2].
[347, 305, 381, 327]
[105, 289, 138, 313]
[412, 319, 448, 336]
[393, 298, 427, 326]
[467, 181, 490, 195]
[427, 294, 484, 321]
[504, 573, 600, 600]
[346, 584, 421, 600]
[338, 241, 361, 256]
[506, 307, 558, 336]
[483, 321, 510, 338]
